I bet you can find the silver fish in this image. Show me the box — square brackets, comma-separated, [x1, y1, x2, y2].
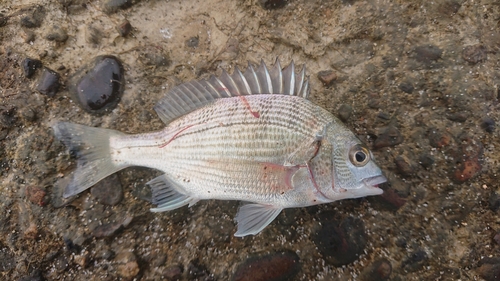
[52, 59, 386, 237]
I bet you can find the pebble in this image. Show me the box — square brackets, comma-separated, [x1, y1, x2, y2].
[90, 174, 123, 205]
[232, 251, 300, 281]
[115, 251, 140, 279]
[45, 25, 68, 42]
[163, 265, 183, 281]
[313, 216, 366, 266]
[25, 186, 48, 206]
[317, 70, 337, 87]
[373, 125, 404, 149]
[0, 13, 7, 27]
[414, 45, 442, 64]
[74, 253, 90, 268]
[478, 258, 500, 281]
[68, 55, 125, 113]
[117, 20, 132, 37]
[102, 0, 134, 14]
[378, 186, 407, 210]
[359, 258, 392, 281]
[36, 67, 60, 97]
[22, 58, 43, 78]
[418, 154, 434, 169]
[481, 117, 495, 133]
[85, 25, 103, 45]
[494, 232, 500, 245]
[92, 221, 124, 238]
[337, 104, 353, 122]
[462, 44, 487, 64]
[398, 81, 414, 94]
[258, 0, 289, 9]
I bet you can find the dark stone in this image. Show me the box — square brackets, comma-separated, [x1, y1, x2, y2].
[337, 104, 353, 122]
[438, 0, 462, 16]
[63, 238, 81, 253]
[418, 154, 434, 169]
[186, 36, 199, 48]
[478, 258, 500, 281]
[462, 44, 487, 64]
[92, 221, 124, 238]
[481, 117, 495, 133]
[359, 258, 392, 281]
[68, 55, 125, 114]
[414, 45, 442, 63]
[21, 16, 41, 28]
[45, 25, 68, 42]
[446, 111, 470, 122]
[90, 174, 123, 205]
[489, 192, 500, 212]
[377, 112, 391, 120]
[258, 0, 289, 9]
[378, 186, 407, 210]
[163, 265, 183, 281]
[398, 81, 414, 94]
[23, 58, 43, 78]
[102, 0, 134, 14]
[117, 20, 132, 37]
[317, 70, 337, 87]
[373, 125, 404, 149]
[36, 67, 60, 97]
[232, 251, 300, 281]
[313, 217, 366, 266]
[494, 232, 500, 245]
[85, 25, 102, 45]
[402, 250, 428, 272]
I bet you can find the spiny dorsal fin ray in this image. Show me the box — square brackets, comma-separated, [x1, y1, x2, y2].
[154, 59, 311, 124]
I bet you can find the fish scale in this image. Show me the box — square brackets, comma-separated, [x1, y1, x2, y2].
[52, 59, 386, 237]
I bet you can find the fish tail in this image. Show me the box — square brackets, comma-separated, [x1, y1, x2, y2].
[52, 122, 128, 198]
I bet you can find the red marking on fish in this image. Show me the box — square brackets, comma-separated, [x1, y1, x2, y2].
[259, 162, 301, 193]
[159, 124, 196, 148]
[239, 96, 260, 118]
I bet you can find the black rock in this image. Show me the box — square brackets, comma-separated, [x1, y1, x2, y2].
[337, 104, 353, 122]
[186, 36, 199, 48]
[463, 44, 487, 64]
[313, 217, 367, 266]
[117, 20, 132, 37]
[478, 258, 500, 281]
[0, 14, 7, 27]
[232, 251, 300, 281]
[418, 154, 434, 169]
[258, 0, 289, 9]
[489, 192, 500, 212]
[102, 0, 134, 14]
[90, 174, 123, 205]
[36, 67, 60, 97]
[20, 6, 45, 28]
[22, 58, 43, 78]
[163, 265, 183, 281]
[414, 45, 442, 63]
[398, 81, 414, 94]
[373, 125, 404, 149]
[481, 117, 495, 133]
[45, 25, 68, 42]
[446, 111, 470, 122]
[68, 55, 125, 114]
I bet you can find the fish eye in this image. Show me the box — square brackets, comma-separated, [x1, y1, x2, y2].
[349, 144, 371, 167]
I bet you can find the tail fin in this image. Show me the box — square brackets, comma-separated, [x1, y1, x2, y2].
[52, 122, 128, 198]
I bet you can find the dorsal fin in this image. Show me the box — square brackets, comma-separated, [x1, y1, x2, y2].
[154, 59, 311, 124]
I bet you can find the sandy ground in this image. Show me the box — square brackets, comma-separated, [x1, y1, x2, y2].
[1, 0, 500, 280]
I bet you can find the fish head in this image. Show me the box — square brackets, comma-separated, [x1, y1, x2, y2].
[314, 126, 386, 202]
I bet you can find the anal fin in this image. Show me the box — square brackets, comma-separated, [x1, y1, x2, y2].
[234, 204, 282, 237]
[148, 175, 198, 212]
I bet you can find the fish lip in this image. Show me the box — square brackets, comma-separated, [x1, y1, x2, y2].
[363, 175, 387, 188]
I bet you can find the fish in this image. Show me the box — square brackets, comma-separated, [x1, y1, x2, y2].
[51, 59, 387, 237]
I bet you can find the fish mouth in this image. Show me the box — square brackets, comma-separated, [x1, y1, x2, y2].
[363, 175, 387, 190]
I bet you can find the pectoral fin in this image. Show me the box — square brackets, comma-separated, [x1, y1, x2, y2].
[148, 175, 199, 212]
[234, 204, 282, 237]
